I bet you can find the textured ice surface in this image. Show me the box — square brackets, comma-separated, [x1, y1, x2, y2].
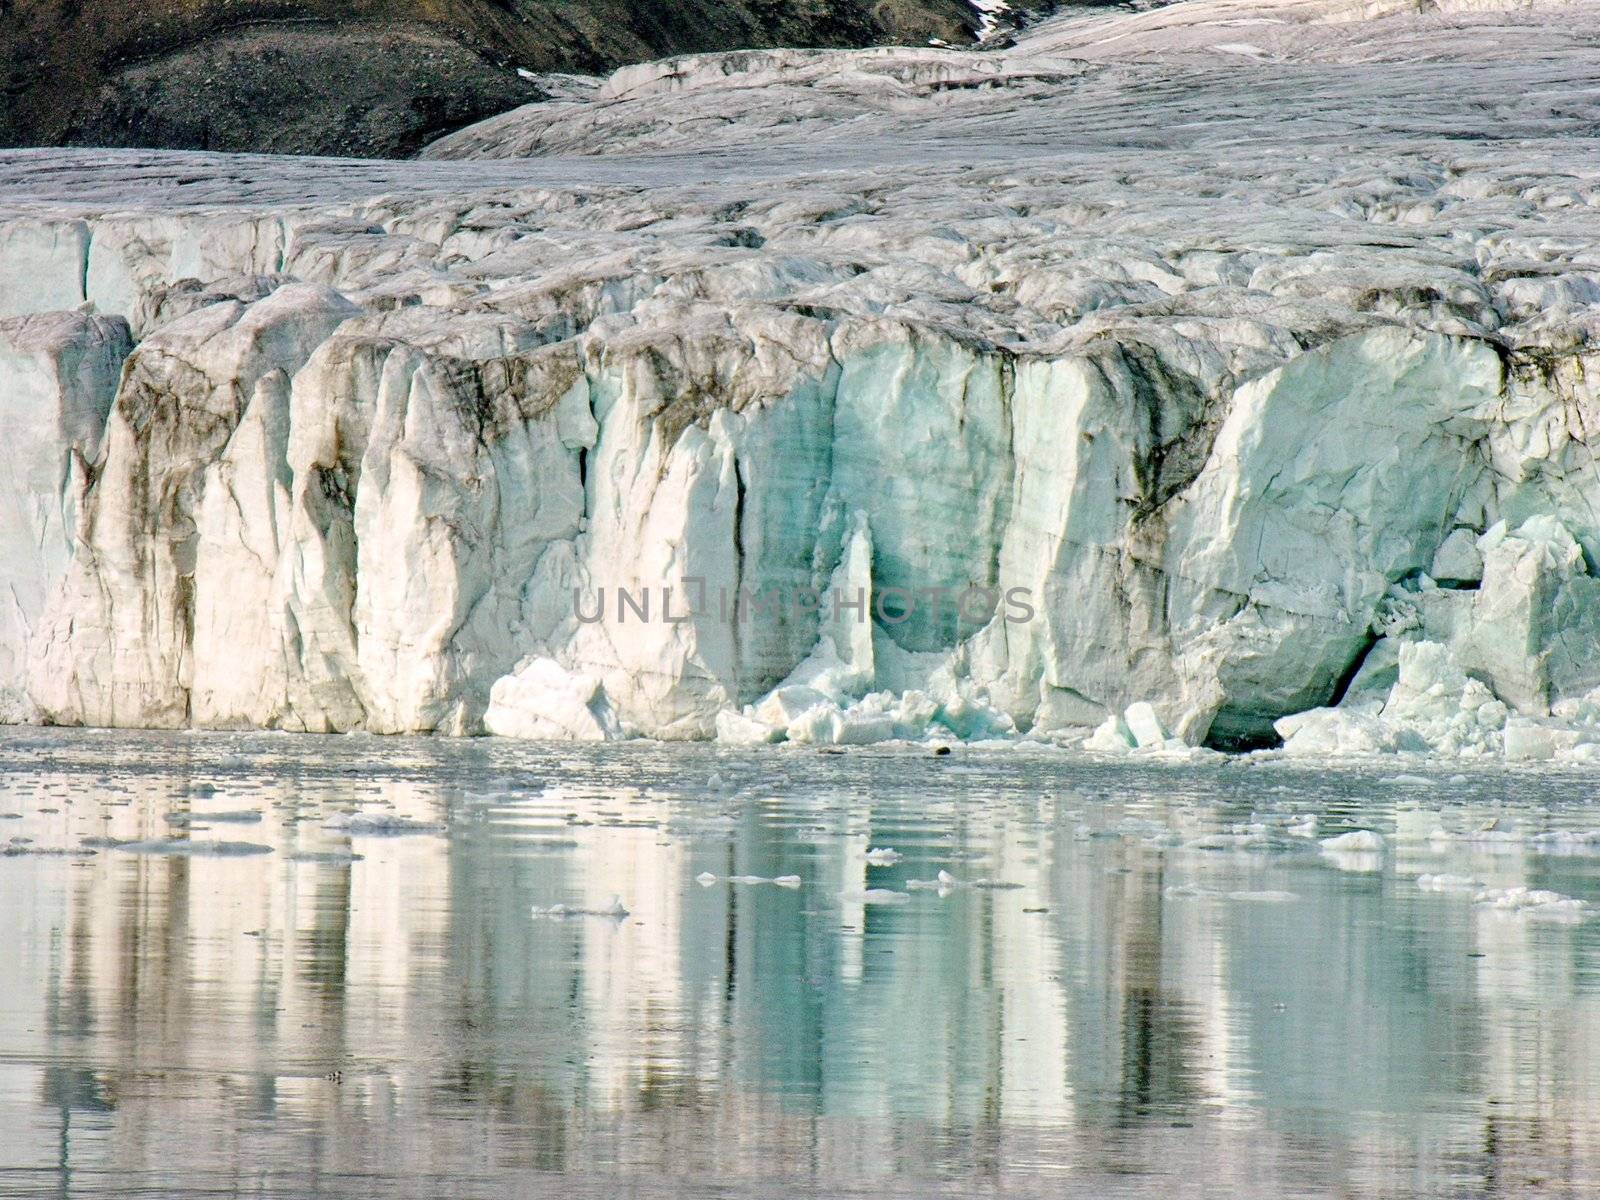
[3, 0, 1600, 751]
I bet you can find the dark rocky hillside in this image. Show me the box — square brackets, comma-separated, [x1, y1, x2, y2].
[0, 0, 1023, 158]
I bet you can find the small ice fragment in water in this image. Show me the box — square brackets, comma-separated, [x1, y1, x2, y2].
[1430, 825, 1523, 851]
[1381, 774, 1436, 787]
[531, 895, 629, 919]
[1164, 884, 1223, 899]
[1394, 809, 1444, 842]
[1186, 831, 1270, 850]
[864, 847, 902, 865]
[697, 873, 803, 887]
[1527, 830, 1600, 854]
[1320, 830, 1385, 852]
[1416, 873, 1480, 892]
[114, 839, 273, 857]
[2, 840, 96, 857]
[1473, 886, 1586, 921]
[323, 812, 444, 836]
[166, 810, 262, 825]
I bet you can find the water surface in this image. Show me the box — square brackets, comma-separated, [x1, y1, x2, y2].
[2, 729, 1599, 1198]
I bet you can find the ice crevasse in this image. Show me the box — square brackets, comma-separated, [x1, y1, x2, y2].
[5, 0, 1600, 756]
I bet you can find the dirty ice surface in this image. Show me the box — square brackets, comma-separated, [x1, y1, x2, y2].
[3, 729, 1600, 1197]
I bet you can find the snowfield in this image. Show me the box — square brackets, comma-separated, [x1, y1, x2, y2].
[3, 0, 1600, 756]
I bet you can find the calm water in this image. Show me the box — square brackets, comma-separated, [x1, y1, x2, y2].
[2, 730, 1600, 1198]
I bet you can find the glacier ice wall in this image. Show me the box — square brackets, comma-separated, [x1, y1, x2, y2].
[4, 0, 1600, 752]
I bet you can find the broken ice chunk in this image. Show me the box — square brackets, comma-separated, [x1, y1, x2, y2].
[114, 839, 273, 856]
[486, 657, 623, 741]
[323, 812, 444, 836]
[697, 872, 805, 888]
[1473, 886, 1586, 921]
[1320, 829, 1385, 852]
[531, 895, 629, 919]
[715, 709, 784, 745]
[1083, 714, 1135, 755]
[1123, 702, 1170, 748]
[165, 809, 262, 825]
[906, 869, 961, 894]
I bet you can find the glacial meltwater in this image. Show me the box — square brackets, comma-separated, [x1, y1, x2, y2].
[3, 730, 1600, 1198]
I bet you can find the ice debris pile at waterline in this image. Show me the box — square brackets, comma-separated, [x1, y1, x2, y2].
[3, 0, 1600, 758]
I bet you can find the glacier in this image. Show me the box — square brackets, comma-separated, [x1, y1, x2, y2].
[3, 0, 1600, 756]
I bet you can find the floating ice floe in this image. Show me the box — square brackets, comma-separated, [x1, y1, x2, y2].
[2, 840, 95, 857]
[531, 896, 630, 919]
[113, 839, 273, 856]
[1165, 885, 1298, 902]
[696, 872, 802, 887]
[1428, 823, 1526, 852]
[288, 850, 365, 864]
[322, 812, 445, 836]
[1186, 830, 1273, 851]
[904, 869, 1021, 893]
[1164, 884, 1223, 899]
[1473, 886, 1587, 921]
[864, 847, 902, 865]
[165, 809, 262, 825]
[1526, 830, 1600, 855]
[1320, 830, 1385, 852]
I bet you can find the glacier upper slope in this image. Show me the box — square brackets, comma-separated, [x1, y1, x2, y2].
[3, 0, 1600, 752]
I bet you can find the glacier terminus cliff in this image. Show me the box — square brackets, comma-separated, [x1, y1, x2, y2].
[5, 0, 1600, 760]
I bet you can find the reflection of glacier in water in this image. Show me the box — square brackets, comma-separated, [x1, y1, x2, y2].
[2, 729, 1600, 1196]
